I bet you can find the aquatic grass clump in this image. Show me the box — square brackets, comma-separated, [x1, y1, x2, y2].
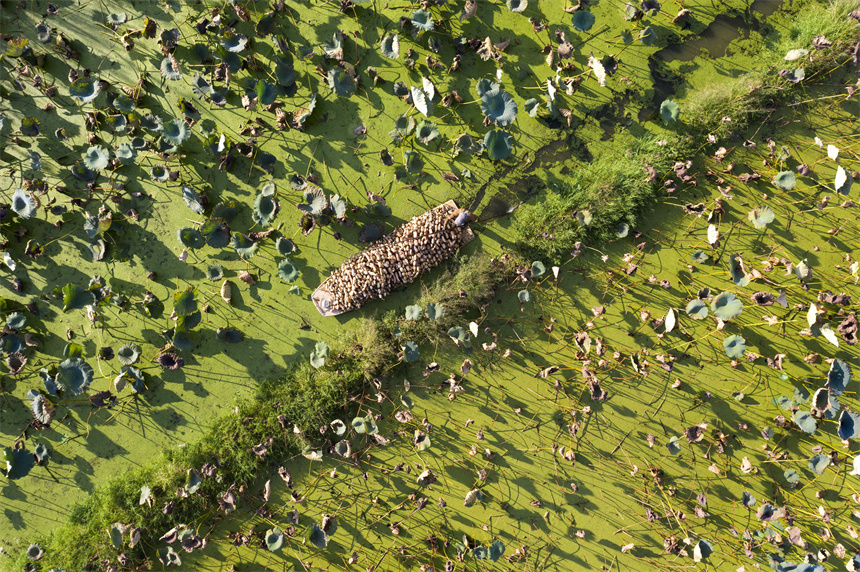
[514, 134, 693, 263]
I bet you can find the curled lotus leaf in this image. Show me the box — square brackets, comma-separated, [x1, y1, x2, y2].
[2, 447, 35, 479]
[220, 31, 248, 52]
[808, 453, 830, 475]
[84, 146, 109, 171]
[323, 31, 344, 60]
[206, 264, 224, 281]
[637, 26, 658, 46]
[507, 0, 527, 12]
[160, 57, 182, 81]
[307, 524, 329, 549]
[265, 528, 284, 552]
[276, 237, 296, 256]
[404, 150, 424, 174]
[403, 340, 420, 362]
[793, 410, 817, 434]
[117, 343, 142, 365]
[162, 119, 191, 146]
[232, 234, 258, 259]
[835, 165, 852, 195]
[826, 359, 850, 396]
[69, 76, 101, 104]
[330, 419, 347, 436]
[380, 34, 399, 58]
[480, 89, 517, 126]
[252, 194, 279, 227]
[524, 98, 540, 117]
[416, 120, 440, 145]
[310, 341, 328, 368]
[729, 254, 750, 287]
[55, 358, 94, 395]
[838, 410, 860, 440]
[11, 189, 36, 219]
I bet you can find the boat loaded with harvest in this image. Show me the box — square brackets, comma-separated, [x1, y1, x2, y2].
[312, 200, 475, 316]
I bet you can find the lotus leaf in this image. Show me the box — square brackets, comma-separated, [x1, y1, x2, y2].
[638, 26, 657, 45]
[411, 9, 434, 31]
[6, 312, 26, 331]
[710, 292, 743, 320]
[83, 146, 109, 171]
[403, 340, 420, 362]
[723, 334, 746, 358]
[308, 524, 329, 549]
[660, 99, 679, 124]
[747, 205, 775, 228]
[206, 265, 224, 281]
[2, 447, 34, 480]
[425, 303, 444, 320]
[685, 299, 708, 319]
[310, 341, 328, 368]
[410, 86, 433, 116]
[327, 69, 356, 97]
[835, 166, 852, 195]
[808, 453, 830, 475]
[507, 0, 527, 11]
[278, 260, 300, 283]
[518, 290, 531, 303]
[524, 98, 540, 117]
[173, 287, 198, 316]
[838, 410, 860, 440]
[532, 260, 546, 277]
[220, 31, 247, 52]
[405, 305, 422, 320]
[116, 143, 136, 165]
[160, 57, 182, 80]
[331, 419, 347, 436]
[666, 436, 681, 454]
[693, 540, 712, 563]
[572, 10, 595, 32]
[484, 130, 514, 161]
[729, 254, 750, 287]
[480, 89, 517, 126]
[157, 546, 181, 566]
[773, 170, 796, 190]
[793, 410, 817, 434]
[404, 150, 424, 174]
[177, 227, 205, 249]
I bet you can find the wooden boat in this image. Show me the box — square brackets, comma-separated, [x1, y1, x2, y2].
[312, 200, 474, 316]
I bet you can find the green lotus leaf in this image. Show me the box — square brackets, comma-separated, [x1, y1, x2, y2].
[484, 130, 514, 161]
[252, 194, 279, 227]
[411, 9, 434, 31]
[232, 234, 258, 259]
[638, 26, 658, 46]
[11, 189, 36, 219]
[265, 528, 284, 552]
[117, 343, 141, 366]
[405, 305, 422, 320]
[298, 187, 327, 216]
[723, 334, 746, 358]
[524, 98, 540, 117]
[274, 60, 295, 87]
[70, 160, 96, 182]
[254, 79, 277, 106]
[425, 303, 444, 320]
[331, 419, 347, 436]
[572, 10, 595, 32]
[162, 119, 190, 146]
[177, 227, 205, 249]
[310, 341, 328, 368]
[660, 99, 679, 124]
[35, 21, 51, 43]
[507, 0, 527, 11]
[808, 452, 830, 474]
[616, 222, 630, 238]
[773, 170, 796, 190]
[381, 33, 399, 58]
[666, 436, 681, 454]
[104, 114, 126, 132]
[793, 410, 817, 434]
[2, 447, 34, 479]
[480, 89, 517, 126]
[691, 250, 708, 264]
[403, 340, 420, 362]
[835, 165, 853, 195]
[489, 540, 505, 562]
[83, 146, 109, 171]
[685, 299, 708, 320]
[69, 76, 101, 104]
[55, 358, 94, 395]
[414, 429, 431, 451]
[116, 143, 136, 165]
[531, 260, 546, 277]
[710, 291, 743, 320]
[518, 290, 531, 303]
[838, 410, 860, 440]
[181, 186, 205, 215]
[30, 394, 53, 424]
[157, 546, 181, 566]
[747, 205, 775, 228]
[173, 287, 198, 316]
[278, 260, 300, 283]
[784, 469, 800, 484]
[404, 150, 424, 174]
[6, 312, 26, 330]
[214, 327, 243, 344]
[327, 69, 356, 97]
[416, 120, 440, 145]
[322, 515, 338, 536]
